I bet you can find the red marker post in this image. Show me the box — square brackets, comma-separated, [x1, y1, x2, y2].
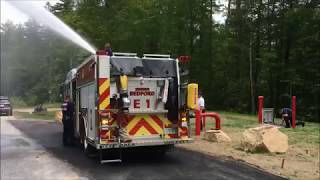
[195, 109, 201, 136]
[292, 96, 296, 128]
[258, 96, 264, 123]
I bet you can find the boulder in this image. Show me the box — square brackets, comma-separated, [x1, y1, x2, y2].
[55, 111, 62, 124]
[241, 125, 288, 153]
[203, 130, 232, 143]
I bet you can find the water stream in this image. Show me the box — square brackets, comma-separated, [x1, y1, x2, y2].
[8, 1, 96, 54]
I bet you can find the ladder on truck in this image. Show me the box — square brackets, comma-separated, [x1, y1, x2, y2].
[99, 141, 122, 164]
[99, 123, 123, 164]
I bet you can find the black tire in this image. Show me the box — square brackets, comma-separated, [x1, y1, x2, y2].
[79, 115, 86, 144]
[84, 138, 97, 156]
[79, 113, 96, 156]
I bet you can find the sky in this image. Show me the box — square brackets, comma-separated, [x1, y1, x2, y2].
[1, 0, 227, 24]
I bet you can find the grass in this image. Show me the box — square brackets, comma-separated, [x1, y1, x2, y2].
[190, 111, 258, 130]
[279, 122, 320, 145]
[14, 111, 56, 120]
[219, 112, 257, 129]
[10, 96, 61, 109]
[42, 102, 61, 108]
[190, 111, 320, 146]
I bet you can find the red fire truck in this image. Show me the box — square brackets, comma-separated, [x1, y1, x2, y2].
[63, 52, 198, 163]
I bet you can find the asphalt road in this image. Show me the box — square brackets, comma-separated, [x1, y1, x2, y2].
[1, 117, 286, 180]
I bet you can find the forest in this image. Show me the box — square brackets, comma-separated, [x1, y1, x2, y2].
[1, 0, 319, 121]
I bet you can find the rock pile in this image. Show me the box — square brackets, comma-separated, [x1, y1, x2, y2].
[241, 125, 288, 153]
[203, 130, 232, 143]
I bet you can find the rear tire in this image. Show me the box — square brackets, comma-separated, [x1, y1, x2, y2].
[84, 138, 96, 156]
[79, 113, 96, 156]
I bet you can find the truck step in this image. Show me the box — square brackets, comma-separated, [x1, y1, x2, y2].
[100, 159, 122, 164]
[99, 149, 122, 164]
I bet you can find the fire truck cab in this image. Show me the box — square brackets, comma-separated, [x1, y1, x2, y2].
[63, 52, 197, 163]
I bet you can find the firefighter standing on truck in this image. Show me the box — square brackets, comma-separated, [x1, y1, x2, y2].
[104, 42, 113, 56]
[62, 95, 74, 146]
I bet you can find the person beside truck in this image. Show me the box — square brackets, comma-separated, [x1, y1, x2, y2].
[61, 95, 75, 145]
[198, 92, 205, 130]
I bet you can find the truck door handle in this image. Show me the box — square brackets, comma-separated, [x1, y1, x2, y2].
[90, 109, 93, 129]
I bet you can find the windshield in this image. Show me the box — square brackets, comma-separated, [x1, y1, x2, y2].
[110, 57, 176, 77]
[111, 57, 143, 76]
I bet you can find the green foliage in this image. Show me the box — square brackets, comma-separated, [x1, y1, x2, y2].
[1, 20, 88, 105]
[10, 97, 28, 108]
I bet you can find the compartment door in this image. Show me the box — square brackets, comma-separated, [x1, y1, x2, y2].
[87, 84, 96, 140]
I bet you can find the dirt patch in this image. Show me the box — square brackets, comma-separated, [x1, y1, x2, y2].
[178, 127, 320, 180]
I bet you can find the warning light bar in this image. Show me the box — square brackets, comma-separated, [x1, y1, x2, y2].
[178, 56, 192, 63]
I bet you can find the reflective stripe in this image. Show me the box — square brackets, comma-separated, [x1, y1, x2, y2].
[98, 78, 110, 110]
[125, 115, 176, 137]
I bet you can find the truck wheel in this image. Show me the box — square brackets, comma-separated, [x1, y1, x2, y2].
[84, 138, 96, 156]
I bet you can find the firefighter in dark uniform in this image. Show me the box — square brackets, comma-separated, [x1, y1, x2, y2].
[280, 108, 292, 128]
[104, 42, 113, 56]
[62, 95, 75, 146]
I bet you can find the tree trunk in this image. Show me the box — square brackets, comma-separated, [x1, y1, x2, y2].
[249, 37, 255, 114]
